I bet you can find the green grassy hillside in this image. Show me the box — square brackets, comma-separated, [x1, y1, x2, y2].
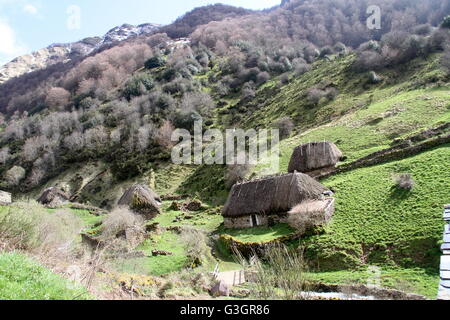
[0, 252, 90, 300]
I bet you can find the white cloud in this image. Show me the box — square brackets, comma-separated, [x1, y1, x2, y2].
[23, 4, 38, 15]
[0, 20, 28, 65]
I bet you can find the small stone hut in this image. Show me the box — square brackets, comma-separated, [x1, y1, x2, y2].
[222, 173, 329, 229]
[288, 141, 343, 177]
[118, 185, 162, 220]
[37, 187, 70, 208]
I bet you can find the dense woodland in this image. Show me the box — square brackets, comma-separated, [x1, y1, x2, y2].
[0, 0, 449, 194]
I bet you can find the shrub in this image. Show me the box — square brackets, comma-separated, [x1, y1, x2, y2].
[412, 24, 432, 36]
[368, 71, 382, 84]
[441, 15, 450, 29]
[256, 72, 270, 85]
[306, 88, 326, 107]
[155, 120, 175, 149]
[181, 227, 214, 268]
[5, 165, 26, 187]
[319, 46, 333, 58]
[0, 201, 83, 252]
[236, 244, 310, 300]
[145, 56, 166, 69]
[123, 74, 155, 100]
[287, 202, 328, 235]
[392, 173, 415, 190]
[100, 207, 144, 240]
[441, 48, 450, 75]
[293, 63, 310, 76]
[241, 82, 256, 101]
[225, 163, 252, 188]
[353, 51, 385, 72]
[274, 117, 295, 139]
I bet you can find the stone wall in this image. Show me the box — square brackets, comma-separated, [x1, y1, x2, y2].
[318, 133, 450, 180]
[224, 215, 268, 229]
[224, 214, 288, 229]
[0, 191, 12, 205]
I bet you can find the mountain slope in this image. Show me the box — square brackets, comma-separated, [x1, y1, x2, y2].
[0, 23, 160, 84]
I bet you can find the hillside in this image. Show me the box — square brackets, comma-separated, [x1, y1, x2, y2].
[0, 23, 160, 84]
[0, 0, 449, 300]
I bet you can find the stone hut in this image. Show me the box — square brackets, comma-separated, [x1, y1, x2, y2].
[37, 187, 70, 208]
[222, 173, 329, 229]
[288, 141, 343, 177]
[118, 185, 162, 220]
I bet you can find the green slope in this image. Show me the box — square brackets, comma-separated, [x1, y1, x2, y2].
[0, 252, 90, 300]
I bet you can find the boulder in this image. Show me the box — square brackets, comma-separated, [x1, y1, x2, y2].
[210, 281, 231, 297]
[37, 187, 70, 208]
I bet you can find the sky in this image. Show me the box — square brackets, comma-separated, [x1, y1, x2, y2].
[0, 0, 281, 65]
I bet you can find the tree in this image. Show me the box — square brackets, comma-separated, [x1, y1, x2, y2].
[145, 56, 166, 69]
[5, 166, 26, 187]
[45, 87, 71, 110]
[441, 15, 450, 29]
[275, 117, 295, 139]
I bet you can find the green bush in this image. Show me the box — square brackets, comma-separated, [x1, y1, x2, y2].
[0, 201, 83, 251]
[441, 15, 450, 29]
[123, 74, 155, 100]
[145, 56, 166, 69]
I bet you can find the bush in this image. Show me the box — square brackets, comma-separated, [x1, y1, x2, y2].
[181, 227, 214, 268]
[5, 165, 26, 187]
[287, 203, 328, 235]
[392, 173, 415, 190]
[306, 88, 326, 107]
[145, 56, 166, 69]
[100, 207, 144, 240]
[0, 201, 83, 252]
[368, 71, 382, 84]
[236, 244, 310, 300]
[274, 117, 295, 139]
[441, 48, 450, 75]
[123, 74, 155, 100]
[441, 15, 450, 29]
[353, 51, 385, 72]
[225, 163, 252, 188]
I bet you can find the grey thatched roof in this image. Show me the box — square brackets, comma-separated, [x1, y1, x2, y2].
[118, 185, 161, 216]
[288, 141, 343, 173]
[37, 187, 69, 206]
[222, 173, 328, 218]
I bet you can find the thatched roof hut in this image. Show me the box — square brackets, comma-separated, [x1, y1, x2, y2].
[37, 187, 70, 208]
[222, 173, 328, 218]
[118, 185, 161, 220]
[288, 142, 343, 174]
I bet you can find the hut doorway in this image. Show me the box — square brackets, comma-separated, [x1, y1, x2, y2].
[251, 215, 259, 227]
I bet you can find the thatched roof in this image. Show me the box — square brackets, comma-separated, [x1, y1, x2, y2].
[222, 173, 328, 218]
[118, 185, 161, 217]
[288, 142, 343, 173]
[37, 187, 70, 207]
